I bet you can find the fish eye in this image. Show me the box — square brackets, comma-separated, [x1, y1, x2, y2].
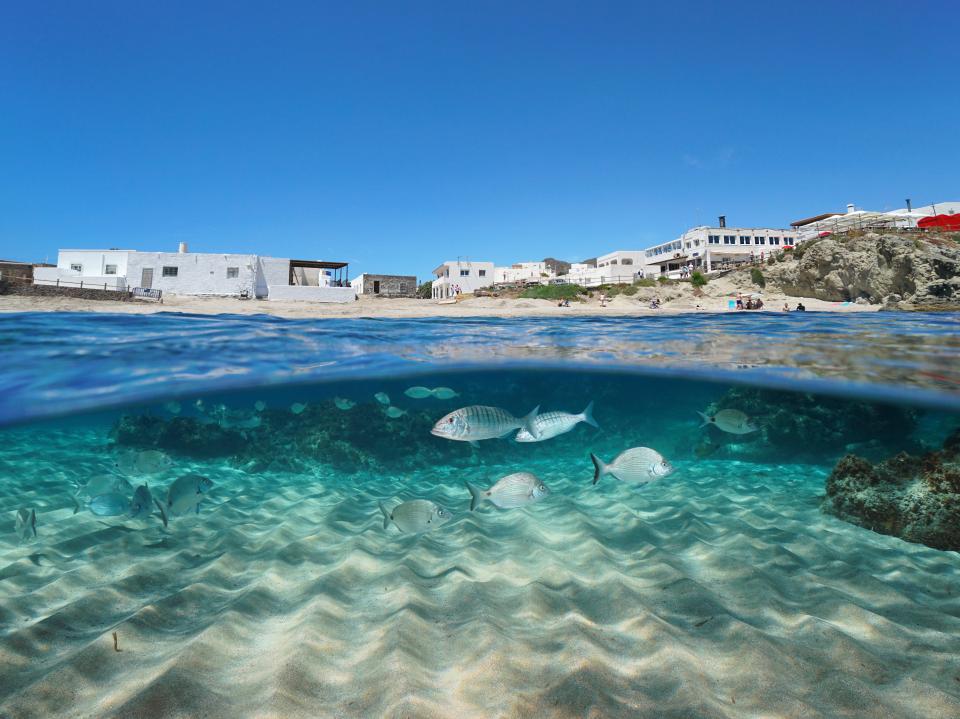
[538, 484, 546, 492]
[448, 418, 454, 423]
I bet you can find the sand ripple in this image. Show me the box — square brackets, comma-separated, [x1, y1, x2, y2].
[2, 429, 960, 718]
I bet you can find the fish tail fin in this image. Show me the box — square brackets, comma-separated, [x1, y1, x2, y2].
[590, 453, 609, 485]
[379, 501, 391, 530]
[153, 499, 168, 528]
[581, 401, 599, 429]
[72, 497, 80, 515]
[697, 411, 712, 428]
[522, 405, 541, 439]
[466, 482, 484, 512]
[31, 509, 37, 537]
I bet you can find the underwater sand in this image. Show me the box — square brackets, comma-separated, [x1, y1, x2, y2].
[2, 414, 959, 718]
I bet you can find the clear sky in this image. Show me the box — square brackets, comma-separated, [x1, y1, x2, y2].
[1, 1, 957, 279]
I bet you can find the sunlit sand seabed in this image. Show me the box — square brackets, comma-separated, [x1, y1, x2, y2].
[0, 367, 958, 719]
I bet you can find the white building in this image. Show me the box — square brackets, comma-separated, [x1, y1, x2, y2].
[33, 246, 356, 302]
[493, 262, 552, 284]
[792, 201, 960, 240]
[552, 255, 640, 287]
[642, 223, 800, 277]
[431, 259, 495, 299]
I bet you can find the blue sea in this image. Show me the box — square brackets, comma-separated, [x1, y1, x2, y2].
[1, 311, 959, 718]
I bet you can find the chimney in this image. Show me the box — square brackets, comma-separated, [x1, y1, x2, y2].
[178, 242, 188, 254]
[718, 215, 726, 228]
[847, 203, 855, 214]
[906, 198, 912, 212]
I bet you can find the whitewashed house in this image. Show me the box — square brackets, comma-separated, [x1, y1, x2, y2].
[493, 262, 553, 284]
[33, 245, 355, 302]
[431, 260, 494, 299]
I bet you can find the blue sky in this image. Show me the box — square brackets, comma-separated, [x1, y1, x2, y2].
[1, 1, 957, 279]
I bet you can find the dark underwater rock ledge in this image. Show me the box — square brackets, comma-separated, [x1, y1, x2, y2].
[821, 428, 960, 551]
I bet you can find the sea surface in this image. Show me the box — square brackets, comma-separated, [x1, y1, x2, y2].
[1, 311, 959, 718]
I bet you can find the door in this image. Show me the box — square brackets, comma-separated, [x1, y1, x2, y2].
[373, 280, 381, 294]
[141, 268, 154, 289]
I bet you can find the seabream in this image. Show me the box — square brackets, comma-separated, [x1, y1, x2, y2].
[515, 401, 598, 442]
[431, 405, 541, 445]
[379, 499, 452, 533]
[466, 472, 550, 511]
[697, 409, 758, 435]
[167, 474, 214, 516]
[15, 508, 37, 542]
[591, 448, 674, 486]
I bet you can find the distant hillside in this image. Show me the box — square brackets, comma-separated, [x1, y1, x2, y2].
[542, 257, 570, 276]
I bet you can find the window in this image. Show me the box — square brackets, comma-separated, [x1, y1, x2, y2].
[478, 269, 486, 277]
[70, 263, 83, 272]
[621, 258, 633, 265]
[226, 267, 239, 279]
[708, 235, 720, 244]
[770, 237, 780, 245]
[610, 259, 618, 265]
[399, 283, 407, 293]
[739, 236, 751, 245]
[756, 237, 766, 245]
[723, 235, 735, 245]
[373, 280, 381, 293]
[104, 264, 117, 275]
[460, 269, 470, 277]
[162, 266, 178, 277]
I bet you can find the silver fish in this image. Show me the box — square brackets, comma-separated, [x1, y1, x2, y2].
[404, 386, 433, 399]
[374, 392, 391, 405]
[431, 387, 460, 399]
[15, 508, 37, 542]
[431, 405, 541, 445]
[334, 397, 356, 410]
[466, 472, 550, 511]
[290, 402, 307, 415]
[115, 449, 173, 476]
[385, 406, 407, 418]
[88, 493, 131, 516]
[591, 448, 674, 486]
[697, 409, 758, 435]
[167, 474, 214, 516]
[254, 400, 266, 412]
[164, 401, 182, 415]
[379, 499, 452, 533]
[75, 473, 132, 498]
[515, 401, 598, 442]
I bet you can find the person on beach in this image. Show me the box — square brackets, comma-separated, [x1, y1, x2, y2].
[736, 292, 743, 310]
[782, 302, 790, 311]
[599, 292, 607, 307]
[796, 302, 806, 311]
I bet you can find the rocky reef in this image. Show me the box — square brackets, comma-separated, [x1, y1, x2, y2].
[767, 230, 960, 309]
[821, 428, 960, 551]
[692, 387, 918, 462]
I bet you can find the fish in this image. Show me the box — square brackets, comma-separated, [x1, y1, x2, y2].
[215, 408, 261, 430]
[15, 508, 37, 542]
[128, 484, 160, 520]
[379, 499, 452, 533]
[254, 400, 266, 412]
[75, 473, 132, 498]
[466, 472, 550, 511]
[115, 449, 173, 476]
[374, 392, 390, 405]
[290, 402, 307, 415]
[167, 474, 214, 516]
[591, 447, 674, 486]
[334, 397, 356, 410]
[385, 406, 407, 418]
[164, 401, 182, 415]
[431, 405, 541, 445]
[194, 399, 205, 411]
[88, 493, 131, 517]
[431, 387, 460, 400]
[515, 401, 598, 442]
[404, 386, 433, 399]
[697, 409, 758, 435]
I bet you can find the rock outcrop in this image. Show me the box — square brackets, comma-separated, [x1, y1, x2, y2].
[769, 230, 960, 309]
[821, 428, 960, 551]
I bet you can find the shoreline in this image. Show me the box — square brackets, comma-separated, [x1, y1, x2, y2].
[0, 292, 880, 318]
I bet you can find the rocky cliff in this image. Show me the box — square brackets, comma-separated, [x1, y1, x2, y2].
[763, 230, 960, 309]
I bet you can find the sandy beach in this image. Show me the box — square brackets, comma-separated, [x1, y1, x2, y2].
[0, 277, 878, 319]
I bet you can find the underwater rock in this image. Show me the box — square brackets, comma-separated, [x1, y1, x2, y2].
[821, 428, 960, 551]
[112, 415, 247, 458]
[694, 388, 918, 461]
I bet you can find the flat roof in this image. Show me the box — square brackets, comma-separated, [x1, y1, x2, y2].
[288, 259, 348, 269]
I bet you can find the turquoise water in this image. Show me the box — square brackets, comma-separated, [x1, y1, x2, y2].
[1, 312, 959, 718]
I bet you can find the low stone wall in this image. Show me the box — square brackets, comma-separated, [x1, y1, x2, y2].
[0, 280, 135, 302]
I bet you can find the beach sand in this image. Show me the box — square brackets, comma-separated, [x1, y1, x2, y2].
[1, 414, 958, 718]
[0, 275, 877, 319]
